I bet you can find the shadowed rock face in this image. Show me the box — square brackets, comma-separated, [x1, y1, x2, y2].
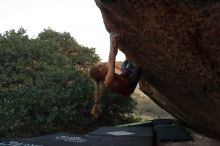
[95, 0, 220, 139]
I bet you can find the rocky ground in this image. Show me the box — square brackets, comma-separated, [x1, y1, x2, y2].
[132, 92, 173, 120]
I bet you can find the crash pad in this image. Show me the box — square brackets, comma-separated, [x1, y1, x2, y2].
[0, 119, 192, 146]
[0, 127, 154, 146]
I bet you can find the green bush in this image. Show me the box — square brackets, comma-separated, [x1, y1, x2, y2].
[99, 88, 138, 125]
[0, 28, 137, 138]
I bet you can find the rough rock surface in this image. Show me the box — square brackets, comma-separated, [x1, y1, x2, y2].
[95, 0, 220, 139]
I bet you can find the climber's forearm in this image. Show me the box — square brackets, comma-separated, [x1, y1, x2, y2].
[104, 45, 117, 86]
[104, 32, 119, 86]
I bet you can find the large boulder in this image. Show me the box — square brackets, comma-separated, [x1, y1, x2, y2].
[95, 0, 220, 139]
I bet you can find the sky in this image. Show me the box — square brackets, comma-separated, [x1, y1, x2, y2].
[0, 0, 125, 61]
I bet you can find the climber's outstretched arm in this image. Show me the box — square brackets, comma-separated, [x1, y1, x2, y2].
[103, 32, 119, 86]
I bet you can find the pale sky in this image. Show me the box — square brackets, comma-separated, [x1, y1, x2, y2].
[0, 0, 125, 61]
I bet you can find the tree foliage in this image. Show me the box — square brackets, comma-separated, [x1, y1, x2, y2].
[0, 28, 137, 138]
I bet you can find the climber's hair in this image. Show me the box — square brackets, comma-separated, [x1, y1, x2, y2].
[89, 63, 108, 83]
[89, 63, 108, 117]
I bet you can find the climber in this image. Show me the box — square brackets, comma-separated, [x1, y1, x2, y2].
[89, 32, 141, 117]
[103, 32, 141, 91]
[89, 60, 141, 96]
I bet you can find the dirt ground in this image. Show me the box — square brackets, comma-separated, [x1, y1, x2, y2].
[132, 92, 220, 146]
